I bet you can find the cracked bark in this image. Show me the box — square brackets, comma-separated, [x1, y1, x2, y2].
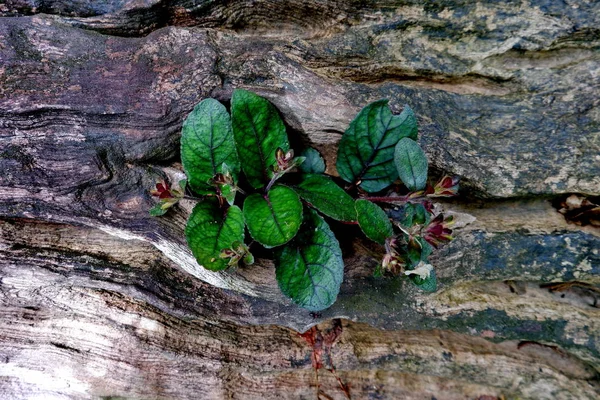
[1, 1, 599, 399]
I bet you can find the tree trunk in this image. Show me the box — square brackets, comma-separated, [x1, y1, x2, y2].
[1, 1, 599, 399]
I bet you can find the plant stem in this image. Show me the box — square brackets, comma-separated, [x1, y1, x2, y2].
[182, 195, 208, 202]
[361, 192, 433, 203]
[361, 195, 411, 203]
[265, 172, 282, 193]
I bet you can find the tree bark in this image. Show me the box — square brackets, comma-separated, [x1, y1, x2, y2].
[1, 1, 599, 399]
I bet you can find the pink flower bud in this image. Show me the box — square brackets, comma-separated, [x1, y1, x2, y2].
[424, 214, 454, 248]
[432, 176, 459, 197]
[151, 181, 174, 199]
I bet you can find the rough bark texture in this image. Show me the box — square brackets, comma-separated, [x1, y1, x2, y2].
[0, 1, 599, 399]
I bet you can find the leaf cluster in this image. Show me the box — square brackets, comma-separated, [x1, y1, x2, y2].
[151, 90, 459, 311]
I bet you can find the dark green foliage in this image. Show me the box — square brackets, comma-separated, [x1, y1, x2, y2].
[410, 269, 437, 292]
[394, 137, 428, 192]
[299, 147, 326, 174]
[231, 89, 289, 189]
[181, 99, 240, 193]
[149, 203, 168, 216]
[153, 91, 455, 310]
[355, 199, 393, 244]
[336, 100, 417, 192]
[276, 209, 344, 311]
[294, 174, 356, 222]
[243, 185, 303, 248]
[399, 203, 430, 227]
[185, 199, 245, 271]
[406, 237, 434, 267]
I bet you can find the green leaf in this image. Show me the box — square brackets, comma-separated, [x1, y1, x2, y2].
[243, 185, 303, 248]
[399, 203, 430, 227]
[394, 137, 428, 192]
[419, 237, 434, 259]
[291, 156, 306, 169]
[398, 204, 414, 227]
[220, 184, 235, 206]
[178, 179, 188, 194]
[185, 199, 245, 271]
[336, 100, 418, 193]
[231, 89, 289, 188]
[276, 209, 344, 311]
[294, 174, 356, 222]
[214, 163, 237, 205]
[355, 199, 394, 244]
[243, 252, 255, 266]
[181, 99, 240, 193]
[406, 237, 434, 267]
[410, 268, 437, 292]
[373, 263, 383, 278]
[299, 147, 326, 174]
[413, 203, 430, 225]
[149, 203, 168, 216]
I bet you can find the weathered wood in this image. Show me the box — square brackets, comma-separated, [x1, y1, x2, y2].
[1, 219, 599, 399]
[0, 1, 599, 398]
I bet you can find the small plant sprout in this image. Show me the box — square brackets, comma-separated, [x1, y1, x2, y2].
[149, 179, 187, 216]
[150, 90, 459, 310]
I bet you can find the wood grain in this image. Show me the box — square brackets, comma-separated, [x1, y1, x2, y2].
[1, 1, 599, 398]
